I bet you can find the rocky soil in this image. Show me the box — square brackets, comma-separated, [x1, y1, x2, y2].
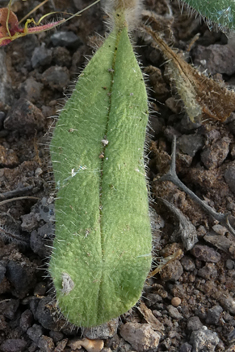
[0, 0, 235, 351]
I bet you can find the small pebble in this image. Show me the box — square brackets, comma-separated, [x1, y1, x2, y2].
[181, 256, 196, 271]
[191, 245, 221, 263]
[179, 342, 192, 352]
[187, 316, 203, 331]
[0, 298, 19, 320]
[21, 213, 38, 232]
[160, 337, 171, 350]
[30, 223, 53, 258]
[49, 331, 64, 343]
[119, 322, 161, 352]
[0, 339, 27, 352]
[201, 137, 230, 169]
[226, 259, 234, 270]
[228, 328, 235, 342]
[53, 46, 71, 67]
[167, 305, 183, 320]
[31, 44, 52, 68]
[145, 293, 163, 307]
[68, 338, 103, 352]
[20, 309, 33, 332]
[4, 98, 45, 135]
[160, 260, 183, 282]
[35, 297, 62, 331]
[42, 66, 70, 91]
[218, 292, 235, 315]
[20, 77, 43, 103]
[177, 134, 204, 157]
[171, 297, 181, 307]
[50, 31, 82, 48]
[6, 260, 36, 299]
[37, 335, 54, 352]
[53, 338, 68, 352]
[27, 324, 43, 344]
[205, 305, 223, 325]
[190, 326, 219, 352]
[197, 263, 218, 280]
[212, 224, 227, 236]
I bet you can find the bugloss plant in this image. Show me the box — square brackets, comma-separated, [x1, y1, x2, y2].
[1, 0, 235, 328]
[49, 0, 235, 328]
[49, 0, 152, 328]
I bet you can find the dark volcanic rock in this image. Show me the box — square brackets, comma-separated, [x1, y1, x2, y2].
[50, 31, 82, 48]
[0, 339, 27, 352]
[4, 99, 45, 135]
[205, 305, 223, 325]
[191, 245, 221, 263]
[31, 44, 52, 68]
[160, 260, 184, 282]
[6, 260, 36, 299]
[190, 326, 219, 352]
[42, 66, 70, 91]
[0, 299, 19, 320]
[192, 44, 235, 75]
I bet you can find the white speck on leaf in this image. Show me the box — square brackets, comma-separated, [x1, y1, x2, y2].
[61, 273, 75, 295]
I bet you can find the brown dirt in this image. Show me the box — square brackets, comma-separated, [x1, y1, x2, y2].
[0, 0, 235, 351]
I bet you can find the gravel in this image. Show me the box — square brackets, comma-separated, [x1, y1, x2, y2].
[0, 0, 235, 351]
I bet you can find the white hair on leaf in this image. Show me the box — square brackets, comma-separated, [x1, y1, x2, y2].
[102, 0, 143, 30]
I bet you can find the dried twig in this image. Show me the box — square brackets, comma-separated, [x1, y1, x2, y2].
[0, 196, 39, 207]
[0, 186, 34, 200]
[160, 136, 235, 236]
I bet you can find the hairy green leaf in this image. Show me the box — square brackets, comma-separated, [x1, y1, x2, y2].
[181, 0, 235, 30]
[49, 9, 152, 327]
